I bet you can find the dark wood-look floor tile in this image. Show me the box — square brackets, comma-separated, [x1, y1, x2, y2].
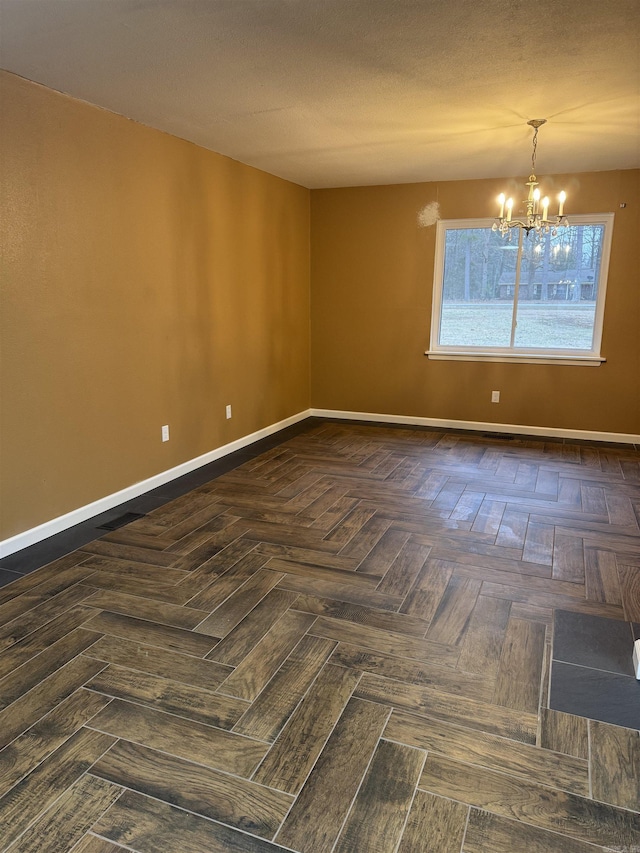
[88, 698, 268, 776]
[83, 589, 208, 629]
[495, 507, 529, 549]
[0, 584, 98, 654]
[552, 532, 586, 583]
[581, 484, 608, 515]
[493, 617, 546, 713]
[355, 526, 410, 576]
[84, 634, 232, 690]
[100, 528, 177, 551]
[84, 610, 219, 655]
[86, 663, 248, 728]
[0, 563, 93, 626]
[522, 521, 555, 566]
[355, 672, 538, 744]
[399, 558, 453, 618]
[450, 490, 484, 523]
[456, 594, 511, 679]
[193, 568, 284, 637]
[0, 605, 97, 679]
[266, 556, 377, 586]
[0, 688, 110, 797]
[451, 559, 577, 593]
[463, 809, 615, 853]
[539, 708, 589, 759]
[74, 571, 187, 604]
[0, 655, 107, 749]
[184, 550, 268, 611]
[275, 698, 390, 853]
[431, 546, 553, 580]
[605, 492, 638, 527]
[397, 790, 468, 853]
[292, 592, 429, 636]
[376, 536, 432, 597]
[414, 471, 449, 500]
[331, 642, 494, 702]
[93, 789, 288, 853]
[277, 572, 403, 610]
[2, 424, 638, 852]
[233, 635, 335, 741]
[257, 543, 361, 573]
[295, 483, 350, 519]
[6, 773, 122, 853]
[510, 601, 553, 624]
[333, 510, 388, 558]
[0, 726, 115, 850]
[217, 610, 315, 702]
[205, 589, 299, 666]
[480, 580, 624, 619]
[584, 547, 622, 604]
[589, 720, 640, 811]
[91, 739, 293, 839]
[168, 516, 248, 570]
[309, 615, 460, 667]
[419, 753, 640, 850]
[0, 554, 89, 607]
[0, 628, 102, 711]
[618, 564, 640, 621]
[254, 663, 361, 794]
[334, 738, 425, 853]
[471, 499, 506, 536]
[72, 834, 128, 853]
[245, 520, 344, 553]
[145, 489, 225, 531]
[425, 574, 482, 646]
[385, 710, 589, 796]
[80, 540, 179, 567]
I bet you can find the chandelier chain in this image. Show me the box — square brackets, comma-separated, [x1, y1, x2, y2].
[531, 126, 538, 175]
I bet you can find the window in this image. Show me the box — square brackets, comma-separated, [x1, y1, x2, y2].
[427, 214, 614, 365]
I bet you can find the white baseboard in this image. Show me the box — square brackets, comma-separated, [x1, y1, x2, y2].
[310, 408, 640, 445]
[0, 409, 312, 558]
[4, 407, 637, 559]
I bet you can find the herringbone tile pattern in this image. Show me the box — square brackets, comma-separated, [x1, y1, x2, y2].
[1, 421, 639, 852]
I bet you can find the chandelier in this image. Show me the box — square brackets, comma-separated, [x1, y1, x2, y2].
[493, 119, 568, 238]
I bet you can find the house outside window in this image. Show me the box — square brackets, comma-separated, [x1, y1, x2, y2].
[427, 214, 614, 365]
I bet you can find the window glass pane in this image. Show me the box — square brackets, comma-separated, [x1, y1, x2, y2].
[514, 225, 604, 349]
[439, 227, 516, 347]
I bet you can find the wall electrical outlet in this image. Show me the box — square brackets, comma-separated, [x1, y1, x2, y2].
[161, 425, 170, 442]
[491, 391, 500, 403]
[225, 405, 232, 419]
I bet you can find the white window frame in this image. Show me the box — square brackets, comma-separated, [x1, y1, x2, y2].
[426, 214, 614, 366]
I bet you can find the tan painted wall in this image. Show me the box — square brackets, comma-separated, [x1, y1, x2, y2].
[311, 170, 640, 435]
[0, 72, 310, 540]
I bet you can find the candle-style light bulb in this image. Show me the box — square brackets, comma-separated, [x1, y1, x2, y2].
[498, 193, 505, 219]
[558, 191, 566, 217]
[506, 198, 513, 222]
[542, 196, 549, 221]
[533, 187, 540, 214]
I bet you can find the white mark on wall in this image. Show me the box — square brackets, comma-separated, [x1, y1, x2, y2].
[417, 201, 440, 228]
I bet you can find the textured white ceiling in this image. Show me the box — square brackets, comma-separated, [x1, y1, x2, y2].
[1, 0, 639, 188]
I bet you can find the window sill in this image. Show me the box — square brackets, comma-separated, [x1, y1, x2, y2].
[425, 351, 606, 366]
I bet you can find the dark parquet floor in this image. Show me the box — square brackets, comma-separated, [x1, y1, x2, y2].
[1, 421, 639, 852]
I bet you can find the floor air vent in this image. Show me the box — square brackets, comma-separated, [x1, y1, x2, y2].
[482, 433, 515, 440]
[97, 512, 146, 531]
